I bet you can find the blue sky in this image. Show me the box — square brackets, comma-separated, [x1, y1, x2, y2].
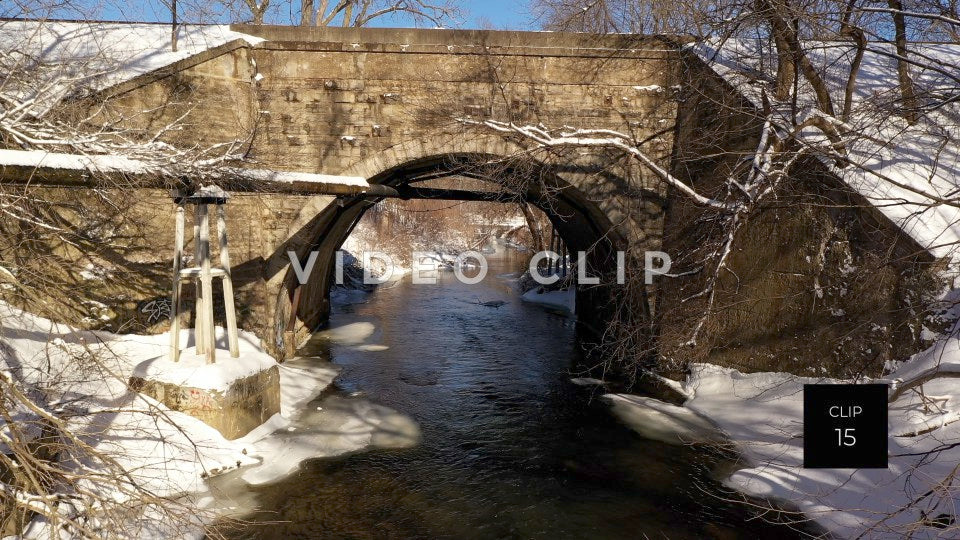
[81, 1, 537, 30]
[459, 0, 536, 30]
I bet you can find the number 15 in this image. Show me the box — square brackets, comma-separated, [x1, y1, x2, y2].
[835, 428, 856, 446]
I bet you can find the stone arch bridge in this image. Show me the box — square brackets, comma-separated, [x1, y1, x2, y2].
[50, 24, 678, 357]
[9, 23, 929, 370]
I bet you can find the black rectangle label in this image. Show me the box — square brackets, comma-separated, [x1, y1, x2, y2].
[803, 384, 888, 468]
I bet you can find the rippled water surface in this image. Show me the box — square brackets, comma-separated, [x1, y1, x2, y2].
[224, 252, 803, 539]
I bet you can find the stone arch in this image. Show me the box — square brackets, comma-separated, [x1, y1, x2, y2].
[265, 133, 665, 357]
[341, 133, 524, 180]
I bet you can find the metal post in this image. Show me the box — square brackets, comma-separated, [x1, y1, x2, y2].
[171, 0, 178, 52]
[552, 229, 560, 274]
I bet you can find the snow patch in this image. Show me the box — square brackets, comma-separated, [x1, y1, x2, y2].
[0, 21, 263, 111]
[0, 148, 370, 191]
[0, 302, 257, 512]
[520, 288, 575, 313]
[603, 393, 725, 444]
[275, 356, 340, 415]
[132, 338, 277, 392]
[682, 358, 960, 537]
[236, 395, 419, 486]
[315, 322, 376, 345]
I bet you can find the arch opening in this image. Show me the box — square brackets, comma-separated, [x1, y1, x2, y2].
[271, 151, 657, 358]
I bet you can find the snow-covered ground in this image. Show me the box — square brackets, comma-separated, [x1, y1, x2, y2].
[0, 303, 256, 536]
[0, 303, 415, 537]
[607, 328, 960, 538]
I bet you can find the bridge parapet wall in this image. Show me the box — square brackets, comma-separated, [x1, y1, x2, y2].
[243, 29, 677, 180]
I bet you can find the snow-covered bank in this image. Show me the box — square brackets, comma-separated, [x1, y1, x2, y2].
[691, 40, 960, 271]
[607, 334, 960, 537]
[0, 304, 416, 537]
[0, 303, 257, 537]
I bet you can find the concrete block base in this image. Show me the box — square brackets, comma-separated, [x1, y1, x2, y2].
[131, 365, 281, 440]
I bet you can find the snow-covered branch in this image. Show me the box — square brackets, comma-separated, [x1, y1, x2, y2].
[458, 118, 732, 210]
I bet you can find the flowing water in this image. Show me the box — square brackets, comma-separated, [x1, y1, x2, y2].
[221, 250, 804, 539]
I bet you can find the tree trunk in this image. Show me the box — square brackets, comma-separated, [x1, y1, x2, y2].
[770, 22, 796, 100]
[342, 1, 354, 26]
[757, 0, 795, 99]
[301, 0, 314, 25]
[171, 0, 178, 52]
[758, 0, 836, 116]
[840, 27, 866, 122]
[888, 0, 919, 123]
[519, 202, 544, 252]
[246, 0, 270, 24]
[839, 1, 865, 121]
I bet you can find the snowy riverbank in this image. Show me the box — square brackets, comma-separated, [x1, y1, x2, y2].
[223, 357, 418, 487]
[0, 303, 416, 537]
[605, 332, 960, 538]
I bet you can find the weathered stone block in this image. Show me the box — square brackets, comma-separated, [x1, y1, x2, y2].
[130, 365, 281, 440]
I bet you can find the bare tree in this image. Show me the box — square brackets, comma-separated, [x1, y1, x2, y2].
[887, 0, 921, 122]
[241, 0, 271, 24]
[0, 342, 230, 538]
[463, 0, 960, 366]
[532, 0, 720, 37]
[228, 0, 460, 26]
[305, 0, 459, 27]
